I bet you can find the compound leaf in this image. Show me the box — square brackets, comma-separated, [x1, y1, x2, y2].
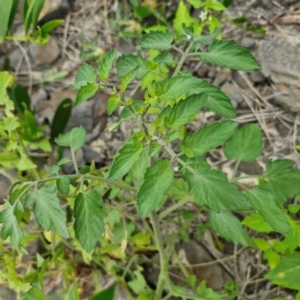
[210, 211, 251, 246]
[139, 31, 173, 51]
[24, 185, 69, 237]
[137, 160, 174, 217]
[75, 82, 98, 106]
[180, 120, 238, 156]
[265, 252, 300, 290]
[98, 48, 116, 82]
[264, 159, 300, 204]
[243, 187, 289, 233]
[180, 158, 251, 211]
[109, 138, 144, 180]
[70, 63, 97, 90]
[116, 54, 148, 80]
[199, 40, 260, 71]
[224, 124, 263, 162]
[0, 201, 23, 249]
[74, 189, 107, 253]
[165, 93, 207, 129]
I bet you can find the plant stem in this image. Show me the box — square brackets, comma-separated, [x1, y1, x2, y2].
[25, 174, 137, 192]
[172, 38, 195, 77]
[231, 159, 241, 180]
[159, 198, 191, 220]
[71, 150, 79, 174]
[150, 211, 168, 299]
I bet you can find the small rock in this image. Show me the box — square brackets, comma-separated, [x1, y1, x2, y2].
[250, 70, 265, 83]
[273, 84, 300, 112]
[258, 40, 300, 88]
[9, 47, 28, 72]
[241, 37, 256, 49]
[212, 69, 232, 86]
[29, 37, 60, 66]
[221, 82, 244, 108]
[207, 66, 216, 79]
[82, 145, 101, 164]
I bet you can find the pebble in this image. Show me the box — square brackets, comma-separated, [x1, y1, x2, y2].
[241, 37, 256, 49]
[212, 69, 232, 86]
[273, 84, 300, 112]
[29, 37, 61, 66]
[250, 70, 265, 83]
[221, 82, 244, 108]
[258, 40, 300, 88]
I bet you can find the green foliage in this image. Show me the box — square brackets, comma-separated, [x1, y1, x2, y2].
[0, 21, 299, 300]
[0, 0, 64, 44]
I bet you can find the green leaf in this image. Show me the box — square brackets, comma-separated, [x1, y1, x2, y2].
[116, 54, 148, 80]
[7, 0, 19, 34]
[164, 93, 207, 129]
[91, 284, 115, 300]
[180, 120, 238, 156]
[109, 137, 144, 180]
[75, 82, 98, 106]
[0, 201, 23, 249]
[243, 187, 289, 234]
[153, 53, 174, 65]
[265, 252, 300, 290]
[50, 98, 72, 141]
[98, 48, 117, 82]
[209, 211, 250, 246]
[57, 157, 72, 166]
[11, 84, 31, 115]
[284, 219, 300, 253]
[56, 176, 70, 194]
[74, 189, 107, 252]
[0, 0, 14, 38]
[242, 213, 273, 233]
[40, 19, 64, 34]
[180, 158, 251, 211]
[65, 282, 80, 300]
[194, 82, 236, 117]
[139, 31, 173, 51]
[207, 1, 226, 11]
[137, 160, 174, 217]
[49, 165, 59, 175]
[158, 75, 202, 102]
[194, 27, 222, 45]
[224, 124, 263, 162]
[107, 95, 121, 115]
[24, 0, 45, 35]
[121, 66, 139, 92]
[55, 126, 86, 151]
[264, 159, 300, 204]
[24, 185, 69, 237]
[70, 63, 97, 90]
[173, 1, 200, 35]
[199, 40, 260, 71]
